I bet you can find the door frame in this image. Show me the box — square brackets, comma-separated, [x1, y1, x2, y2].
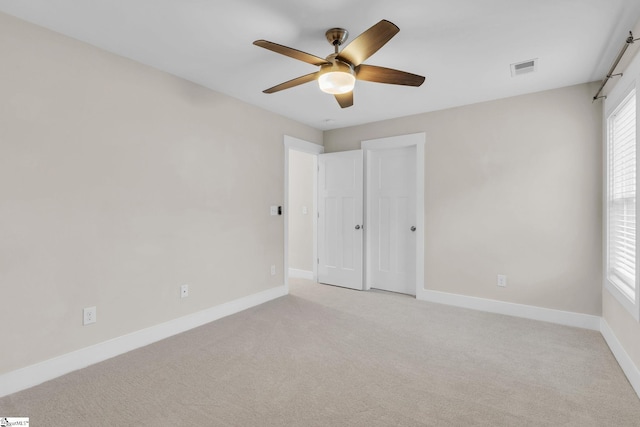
[284, 135, 324, 293]
[362, 133, 426, 298]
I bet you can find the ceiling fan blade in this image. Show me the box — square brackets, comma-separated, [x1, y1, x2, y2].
[253, 40, 330, 66]
[334, 91, 354, 108]
[356, 64, 425, 86]
[337, 20, 399, 67]
[263, 72, 319, 94]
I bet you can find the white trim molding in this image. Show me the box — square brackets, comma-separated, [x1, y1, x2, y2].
[0, 285, 287, 398]
[601, 319, 640, 399]
[420, 289, 601, 331]
[288, 268, 314, 280]
[602, 38, 640, 322]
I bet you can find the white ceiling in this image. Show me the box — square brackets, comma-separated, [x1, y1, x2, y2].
[1, 0, 639, 130]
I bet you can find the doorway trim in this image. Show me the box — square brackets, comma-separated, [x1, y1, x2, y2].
[284, 135, 324, 293]
[362, 133, 426, 298]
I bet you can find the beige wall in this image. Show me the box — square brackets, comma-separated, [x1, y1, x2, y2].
[325, 82, 603, 315]
[288, 150, 314, 272]
[0, 12, 322, 375]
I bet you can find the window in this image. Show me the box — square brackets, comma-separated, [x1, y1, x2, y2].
[606, 89, 637, 315]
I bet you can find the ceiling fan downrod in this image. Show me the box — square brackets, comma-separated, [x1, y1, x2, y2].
[325, 28, 348, 54]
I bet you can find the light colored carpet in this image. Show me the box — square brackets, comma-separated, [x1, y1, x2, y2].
[1, 278, 639, 426]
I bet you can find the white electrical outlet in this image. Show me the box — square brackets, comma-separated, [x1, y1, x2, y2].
[181, 284, 189, 298]
[302, 206, 308, 215]
[83, 306, 96, 325]
[271, 265, 276, 276]
[270, 206, 278, 216]
[497, 274, 507, 287]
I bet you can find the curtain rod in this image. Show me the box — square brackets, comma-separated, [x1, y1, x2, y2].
[593, 31, 639, 101]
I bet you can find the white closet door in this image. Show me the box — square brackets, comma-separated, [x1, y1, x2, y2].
[368, 146, 416, 295]
[317, 150, 364, 290]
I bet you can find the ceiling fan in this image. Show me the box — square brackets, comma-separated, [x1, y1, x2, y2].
[253, 19, 425, 108]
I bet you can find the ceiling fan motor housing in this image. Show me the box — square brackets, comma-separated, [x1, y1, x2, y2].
[325, 28, 349, 48]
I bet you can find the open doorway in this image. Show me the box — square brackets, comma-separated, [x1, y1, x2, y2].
[283, 136, 324, 292]
[288, 149, 315, 279]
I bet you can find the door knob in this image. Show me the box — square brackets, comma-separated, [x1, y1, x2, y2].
[411, 226, 416, 232]
[355, 225, 361, 230]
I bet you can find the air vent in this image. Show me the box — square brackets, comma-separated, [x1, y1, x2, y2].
[510, 59, 538, 77]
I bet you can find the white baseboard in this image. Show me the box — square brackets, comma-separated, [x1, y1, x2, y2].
[420, 290, 640, 399]
[5, 284, 638, 403]
[0, 285, 287, 398]
[419, 289, 601, 331]
[288, 268, 314, 280]
[600, 319, 640, 399]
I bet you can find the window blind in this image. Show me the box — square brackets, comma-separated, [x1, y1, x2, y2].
[608, 90, 637, 301]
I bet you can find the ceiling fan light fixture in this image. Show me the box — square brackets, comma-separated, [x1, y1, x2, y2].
[318, 61, 355, 94]
[318, 71, 355, 94]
